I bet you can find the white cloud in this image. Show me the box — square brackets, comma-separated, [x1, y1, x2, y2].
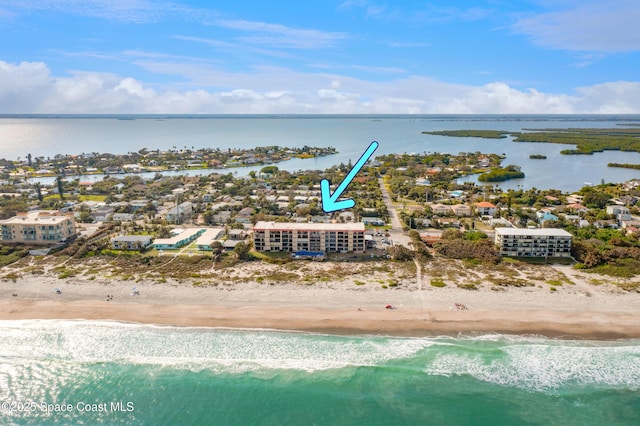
[513, 0, 640, 52]
[1, 60, 640, 114]
[573, 81, 640, 113]
[2, 0, 164, 23]
[212, 19, 350, 49]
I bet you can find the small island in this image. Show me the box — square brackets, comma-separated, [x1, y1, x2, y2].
[478, 165, 525, 182]
[529, 154, 547, 159]
[424, 127, 640, 155]
[422, 130, 512, 139]
[608, 163, 640, 170]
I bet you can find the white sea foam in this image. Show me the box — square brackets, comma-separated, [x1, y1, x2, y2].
[2, 320, 640, 387]
[424, 338, 640, 391]
[0, 320, 430, 373]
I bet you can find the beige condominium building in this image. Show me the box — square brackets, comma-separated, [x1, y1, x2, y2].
[0, 211, 76, 244]
[494, 227, 573, 258]
[253, 221, 366, 253]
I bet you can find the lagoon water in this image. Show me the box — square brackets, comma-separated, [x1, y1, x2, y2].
[1, 320, 639, 425]
[2, 114, 640, 192]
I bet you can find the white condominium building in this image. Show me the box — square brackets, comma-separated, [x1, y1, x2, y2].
[253, 221, 366, 253]
[0, 211, 76, 244]
[494, 228, 573, 258]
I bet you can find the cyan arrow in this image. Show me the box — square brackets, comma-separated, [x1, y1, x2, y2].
[321, 141, 379, 213]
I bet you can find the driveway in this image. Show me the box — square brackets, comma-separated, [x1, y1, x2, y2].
[377, 177, 411, 248]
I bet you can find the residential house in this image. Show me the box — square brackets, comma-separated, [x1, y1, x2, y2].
[536, 209, 559, 225]
[111, 213, 135, 222]
[595, 219, 619, 229]
[566, 194, 584, 205]
[110, 235, 152, 251]
[430, 203, 451, 216]
[338, 211, 356, 222]
[129, 199, 154, 212]
[78, 181, 94, 192]
[152, 228, 205, 250]
[489, 217, 513, 228]
[565, 203, 588, 214]
[212, 210, 232, 224]
[361, 207, 379, 216]
[227, 229, 247, 240]
[451, 204, 472, 217]
[161, 201, 193, 223]
[202, 193, 217, 202]
[415, 218, 432, 228]
[606, 205, 631, 222]
[91, 206, 114, 222]
[361, 217, 385, 226]
[309, 215, 331, 223]
[235, 207, 253, 224]
[620, 195, 638, 206]
[419, 230, 443, 246]
[475, 201, 497, 217]
[195, 228, 224, 251]
[435, 218, 461, 228]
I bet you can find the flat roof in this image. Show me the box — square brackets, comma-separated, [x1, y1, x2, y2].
[494, 227, 572, 237]
[1, 211, 71, 225]
[111, 235, 152, 242]
[154, 228, 203, 246]
[253, 221, 365, 232]
[195, 228, 224, 245]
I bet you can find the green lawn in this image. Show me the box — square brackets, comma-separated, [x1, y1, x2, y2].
[78, 195, 107, 202]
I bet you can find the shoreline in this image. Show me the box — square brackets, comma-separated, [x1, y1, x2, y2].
[2, 299, 640, 340]
[2, 261, 640, 340]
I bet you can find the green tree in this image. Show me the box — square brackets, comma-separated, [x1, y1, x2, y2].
[582, 189, 611, 209]
[441, 229, 464, 240]
[260, 165, 279, 175]
[78, 210, 93, 223]
[233, 241, 252, 260]
[464, 231, 488, 241]
[209, 240, 224, 261]
[387, 245, 414, 261]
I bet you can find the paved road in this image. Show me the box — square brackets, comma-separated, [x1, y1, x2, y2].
[377, 177, 411, 248]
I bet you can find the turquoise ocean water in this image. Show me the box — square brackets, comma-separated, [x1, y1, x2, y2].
[1, 320, 639, 425]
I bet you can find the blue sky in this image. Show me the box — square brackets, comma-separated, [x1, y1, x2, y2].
[1, 0, 639, 113]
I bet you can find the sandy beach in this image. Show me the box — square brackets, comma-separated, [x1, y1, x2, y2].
[2, 262, 639, 339]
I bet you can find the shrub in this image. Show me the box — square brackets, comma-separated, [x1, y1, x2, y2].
[387, 245, 414, 261]
[433, 239, 499, 263]
[457, 283, 477, 290]
[430, 278, 446, 287]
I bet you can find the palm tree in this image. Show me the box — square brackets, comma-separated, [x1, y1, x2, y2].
[56, 175, 65, 200]
[34, 182, 43, 202]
